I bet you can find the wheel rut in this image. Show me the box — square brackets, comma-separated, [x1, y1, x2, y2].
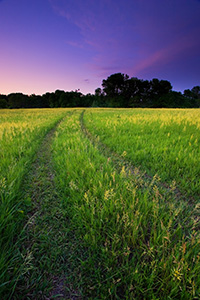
[15, 115, 82, 300]
[80, 110, 197, 208]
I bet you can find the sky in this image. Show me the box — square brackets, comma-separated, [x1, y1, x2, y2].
[0, 0, 200, 95]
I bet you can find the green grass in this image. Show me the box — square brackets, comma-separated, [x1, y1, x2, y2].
[13, 114, 75, 299]
[84, 108, 200, 199]
[0, 108, 199, 299]
[51, 110, 200, 299]
[0, 108, 69, 298]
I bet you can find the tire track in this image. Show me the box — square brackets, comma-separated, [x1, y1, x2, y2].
[80, 110, 197, 207]
[14, 113, 82, 300]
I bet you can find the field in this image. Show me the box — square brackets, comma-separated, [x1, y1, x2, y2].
[0, 108, 199, 299]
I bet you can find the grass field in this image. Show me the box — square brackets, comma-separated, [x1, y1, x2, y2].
[84, 109, 200, 199]
[0, 108, 199, 299]
[0, 109, 69, 298]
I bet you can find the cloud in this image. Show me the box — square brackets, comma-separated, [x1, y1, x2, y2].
[49, 0, 135, 43]
[50, 0, 200, 82]
[130, 25, 200, 76]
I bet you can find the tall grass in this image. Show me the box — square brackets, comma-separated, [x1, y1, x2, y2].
[0, 108, 68, 297]
[84, 108, 200, 199]
[52, 110, 200, 299]
[1, 108, 199, 299]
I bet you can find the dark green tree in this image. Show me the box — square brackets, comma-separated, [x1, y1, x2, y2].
[0, 98, 8, 108]
[184, 86, 200, 107]
[102, 73, 129, 97]
[149, 79, 172, 106]
[102, 73, 129, 107]
[95, 88, 102, 97]
[8, 93, 29, 108]
[191, 86, 200, 99]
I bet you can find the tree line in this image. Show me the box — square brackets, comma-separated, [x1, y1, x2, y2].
[0, 73, 199, 108]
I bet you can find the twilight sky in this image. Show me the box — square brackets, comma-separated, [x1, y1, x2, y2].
[0, 0, 200, 95]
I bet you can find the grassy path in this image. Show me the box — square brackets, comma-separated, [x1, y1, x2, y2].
[0, 110, 69, 298]
[13, 115, 81, 299]
[51, 111, 200, 299]
[7, 109, 199, 299]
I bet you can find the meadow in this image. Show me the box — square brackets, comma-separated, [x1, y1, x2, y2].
[0, 109, 68, 298]
[0, 108, 199, 299]
[84, 109, 200, 199]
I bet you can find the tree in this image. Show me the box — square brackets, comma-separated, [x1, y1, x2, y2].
[127, 78, 151, 107]
[124, 77, 139, 106]
[184, 86, 200, 107]
[191, 86, 200, 99]
[149, 79, 172, 106]
[150, 79, 172, 98]
[101, 74, 172, 107]
[184, 89, 194, 99]
[102, 73, 129, 97]
[102, 73, 129, 107]
[95, 88, 103, 97]
[0, 98, 8, 108]
[8, 93, 29, 108]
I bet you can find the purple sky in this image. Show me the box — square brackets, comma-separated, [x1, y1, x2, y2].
[0, 0, 200, 95]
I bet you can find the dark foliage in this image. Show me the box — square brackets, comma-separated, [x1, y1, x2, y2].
[101, 73, 199, 108]
[0, 94, 8, 108]
[1, 74, 199, 108]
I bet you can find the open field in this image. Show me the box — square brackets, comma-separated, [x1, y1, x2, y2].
[84, 109, 200, 199]
[0, 108, 199, 299]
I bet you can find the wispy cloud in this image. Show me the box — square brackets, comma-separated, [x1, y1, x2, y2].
[49, 0, 200, 85]
[130, 28, 200, 76]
